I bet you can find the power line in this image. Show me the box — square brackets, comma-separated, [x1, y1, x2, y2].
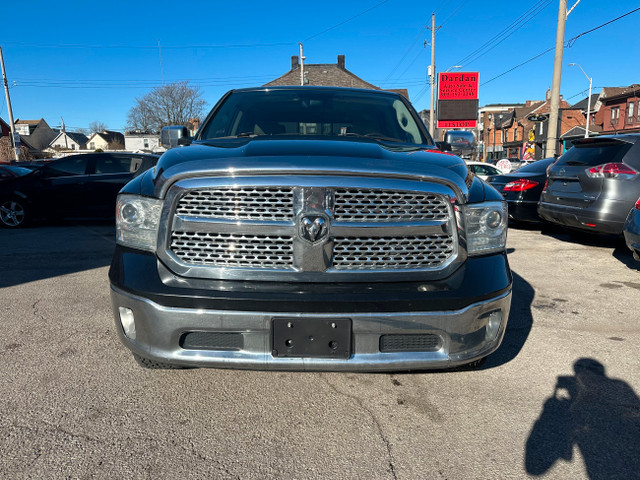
[383, 28, 425, 82]
[1, 41, 293, 50]
[481, 7, 640, 87]
[454, 0, 552, 67]
[439, 0, 471, 27]
[304, 0, 393, 41]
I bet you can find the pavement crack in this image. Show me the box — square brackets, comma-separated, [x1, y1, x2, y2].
[321, 374, 398, 480]
[32, 299, 46, 321]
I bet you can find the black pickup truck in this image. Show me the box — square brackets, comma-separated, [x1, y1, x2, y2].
[109, 86, 512, 371]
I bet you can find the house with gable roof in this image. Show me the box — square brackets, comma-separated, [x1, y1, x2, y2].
[48, 131, 89, 152]
[86, 130, 125, 151]
[264, 55, 409, 100]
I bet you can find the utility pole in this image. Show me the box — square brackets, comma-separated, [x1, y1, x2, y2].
[426, 13, 439, 139]
[546, 0, 581, 157]
[0, 46, 19, 161]
[298, 43, 305, 86]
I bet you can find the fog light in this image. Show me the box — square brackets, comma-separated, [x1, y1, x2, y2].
[118, 307, 136, 339]
[482, 310, 503, 342]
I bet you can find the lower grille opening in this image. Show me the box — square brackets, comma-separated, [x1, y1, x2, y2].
[379, 334, 441, 353]
[180, 332, 244, 351]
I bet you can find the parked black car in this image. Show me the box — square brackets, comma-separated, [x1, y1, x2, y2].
[538, 135, 640, 235]
[487, 157, 556, 223]
[623, 197, 640, 261]
[0, 152, 159, 227]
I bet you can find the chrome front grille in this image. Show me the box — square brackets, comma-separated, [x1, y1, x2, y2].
[162, 178, 460, 281]
[171, 231, 294, 269]
[175, 187, 294, 221]
[333, 235, 454, 270]
[334, 189, 449, 222]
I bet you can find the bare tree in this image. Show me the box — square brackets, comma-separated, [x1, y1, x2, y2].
[126, 81, 207, 133]
[89, 120, 108, 133]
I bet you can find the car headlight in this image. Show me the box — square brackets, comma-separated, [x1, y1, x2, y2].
[116, 194, 163, 252]
[460, 201, 508, 256]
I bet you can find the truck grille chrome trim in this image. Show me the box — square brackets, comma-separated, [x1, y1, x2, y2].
[158, 176, 463, 282]
[171, 231, 294, 269]
[175, 187, 294, 221]
[333, 235, 454, 270]
[334, 189, 449, 222]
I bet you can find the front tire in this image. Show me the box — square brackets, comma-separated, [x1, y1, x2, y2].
[0, 198, 28, 228]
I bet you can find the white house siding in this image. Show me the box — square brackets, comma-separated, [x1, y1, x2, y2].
[124, 135, 160, 152]
[49, 132, 82, 151]
[86, 133, 111, 151]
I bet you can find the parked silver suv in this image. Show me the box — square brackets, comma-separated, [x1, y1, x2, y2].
[538, 135, 640, 235]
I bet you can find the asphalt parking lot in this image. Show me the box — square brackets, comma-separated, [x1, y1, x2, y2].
[1, 221, 639, 479]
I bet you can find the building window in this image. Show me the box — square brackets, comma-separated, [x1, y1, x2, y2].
[143, 139, 149, 148]
[89, 142, 95, 150]
[611, 107, 620, 126]
[628, 102, 635, 124]
[71, 144, 76, 150]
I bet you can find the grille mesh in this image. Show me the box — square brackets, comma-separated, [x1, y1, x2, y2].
[379, 334, 441, 352]
[180, 332, 243, 350]
[171, 231, 294, 269]
[334, 189, 449, 222]
[175, 188, 294, 221]
[333, 235, 454, 269]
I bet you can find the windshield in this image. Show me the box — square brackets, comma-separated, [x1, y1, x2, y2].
[555, 141, 632, 167]
[199, 89, 432, 145]
[5, 166, 33, 176]
[445, 131, 474, 146]
[513, 157, 556, 174]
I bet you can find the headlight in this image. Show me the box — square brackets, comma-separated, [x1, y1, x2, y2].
[116, 194, 163, 252]
[460, 201, 508, 255]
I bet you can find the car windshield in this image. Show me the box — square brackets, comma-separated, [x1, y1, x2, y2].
[513, 158, 556, 174]
[198, 89, 432, 145]
[555, 140, 632, 167]
[5, 166, 33, 176]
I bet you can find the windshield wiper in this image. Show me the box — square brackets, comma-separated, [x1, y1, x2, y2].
[342, 132, 405, 143]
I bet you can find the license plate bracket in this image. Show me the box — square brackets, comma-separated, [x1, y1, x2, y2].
[272, 318, 352, 359]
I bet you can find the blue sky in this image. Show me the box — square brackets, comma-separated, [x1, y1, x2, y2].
[1, 0, 639, 133]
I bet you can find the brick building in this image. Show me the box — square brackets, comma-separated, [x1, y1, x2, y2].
[480, 91, 584, 161]
[594, 84, 640, 135]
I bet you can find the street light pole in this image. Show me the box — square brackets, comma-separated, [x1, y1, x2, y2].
[569, 63, 592, 138]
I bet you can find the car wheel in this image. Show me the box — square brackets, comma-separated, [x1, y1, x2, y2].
[0, 198, 28, 228]
[132, 352, 187, 369]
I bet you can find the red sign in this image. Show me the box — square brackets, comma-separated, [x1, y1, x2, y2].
[437, 120, 477, 129]
[438, 72, 479, 100]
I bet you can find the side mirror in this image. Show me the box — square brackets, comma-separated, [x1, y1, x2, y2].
[435, 141, 452, 152]
[160, 126, 190, 149]
[178, 136, 193, 146]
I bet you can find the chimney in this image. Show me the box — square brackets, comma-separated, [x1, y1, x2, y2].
[291, 55, 299, 69]
[546, 89, 551, 101]
[337, 55, 345, 69]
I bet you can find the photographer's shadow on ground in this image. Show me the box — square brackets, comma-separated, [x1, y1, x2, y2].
[525, 358, 640, 479]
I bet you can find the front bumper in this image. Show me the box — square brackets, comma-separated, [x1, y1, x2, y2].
[109, 248, 512, 371]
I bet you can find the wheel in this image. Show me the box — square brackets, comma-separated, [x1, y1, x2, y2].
[132, 353, 185, 370]
[0, 198, 28, 228]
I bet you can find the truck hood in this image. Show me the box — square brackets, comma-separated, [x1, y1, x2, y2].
[153, 138, 472, 201]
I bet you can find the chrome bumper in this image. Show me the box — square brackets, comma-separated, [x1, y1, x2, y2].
[110, 285, 511, 372]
